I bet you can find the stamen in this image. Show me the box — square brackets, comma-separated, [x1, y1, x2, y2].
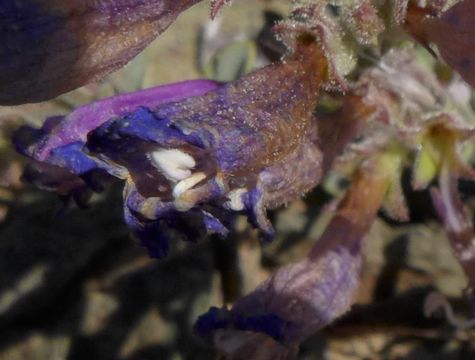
[150, 149, 196, 182]
[174, 183, 211, 212]
[225, 188, 247, 211]
[173, 172, 207, 199]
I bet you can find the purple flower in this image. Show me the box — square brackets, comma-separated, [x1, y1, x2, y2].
[15, 80, 219, 200]
[16, 41, 332, 257]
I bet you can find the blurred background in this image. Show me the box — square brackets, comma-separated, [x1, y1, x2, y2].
[0, 1, 474, 359]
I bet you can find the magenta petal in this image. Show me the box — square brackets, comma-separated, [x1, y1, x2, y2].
[25, 80, 220, 161]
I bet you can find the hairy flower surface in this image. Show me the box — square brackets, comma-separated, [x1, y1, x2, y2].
[16, 41, 331, 257]
[86, 40, 327, 255]
[0, 0, 202, 105]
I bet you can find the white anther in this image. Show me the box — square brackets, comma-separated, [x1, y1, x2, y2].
[173, 172, 207, 199]
[150, 149, 196, 182]
[225, 188, 247, 211]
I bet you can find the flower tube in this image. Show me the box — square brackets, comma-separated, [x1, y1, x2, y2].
[17, 40, 330, 256]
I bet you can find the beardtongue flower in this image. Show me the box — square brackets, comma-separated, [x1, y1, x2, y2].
[84, 40, 327, 256]
[16, 40, 332, 257]
[0, 0, 202, 105]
